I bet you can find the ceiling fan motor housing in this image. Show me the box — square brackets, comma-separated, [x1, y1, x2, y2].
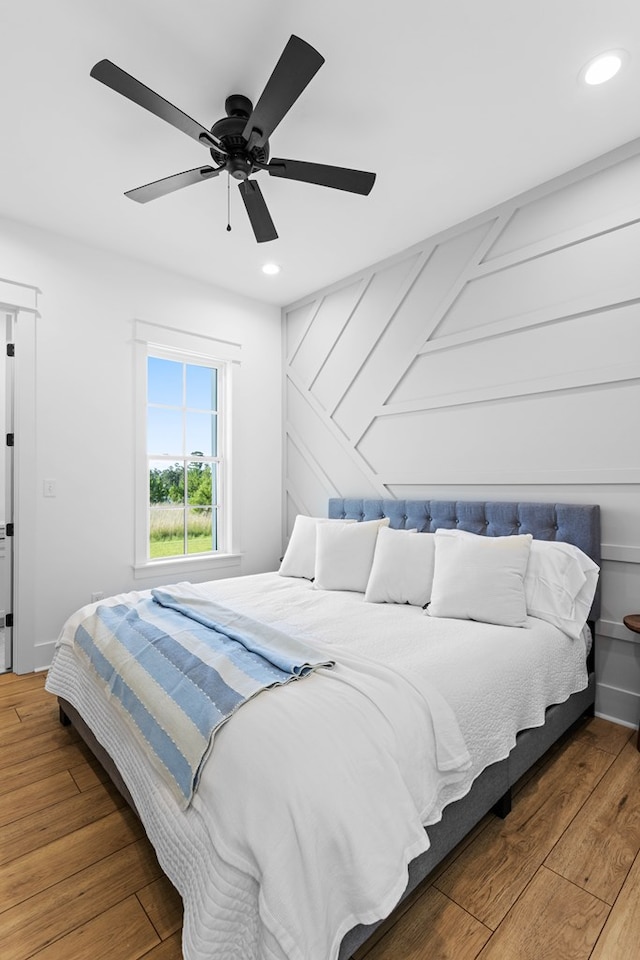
[210, 94, 269, 179]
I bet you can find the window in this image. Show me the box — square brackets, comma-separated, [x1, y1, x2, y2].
[133, 320, 240, 577]
[147, 352, 221, 559]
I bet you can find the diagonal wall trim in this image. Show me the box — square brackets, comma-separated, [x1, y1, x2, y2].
[285, 486, 311, 521]
[326, 245, 434, 424]
[283, 135, 640, 727]
[475, 205, 640, 280]
[379, 361, 640, 416]
[306, 275, 372, 397]
[368, 221, 503, 425]
[417, 293, 640, 357]
[417, 214, 507, 348]
[287, 295, 324, 366]
[286, 424, 342, 498]
[286, 372, 388, 497]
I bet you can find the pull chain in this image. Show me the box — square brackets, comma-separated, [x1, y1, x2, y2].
[226, 173, 232, 232]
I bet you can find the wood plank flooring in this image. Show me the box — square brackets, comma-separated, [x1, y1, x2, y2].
[1, 672, 639, 959]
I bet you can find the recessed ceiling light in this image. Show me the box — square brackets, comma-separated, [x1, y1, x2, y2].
[580, 50, 627, 86]
[261, 263, 281, 275]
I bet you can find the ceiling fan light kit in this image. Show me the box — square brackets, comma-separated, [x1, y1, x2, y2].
[90, 35, 376, 242]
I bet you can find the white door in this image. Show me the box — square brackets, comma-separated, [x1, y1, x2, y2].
[0, 311, 15, 672]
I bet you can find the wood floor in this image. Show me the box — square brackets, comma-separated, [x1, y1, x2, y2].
[1, 673, 639, 960]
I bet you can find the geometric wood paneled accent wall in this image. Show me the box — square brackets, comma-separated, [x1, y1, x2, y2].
[283, 136, 640, 727]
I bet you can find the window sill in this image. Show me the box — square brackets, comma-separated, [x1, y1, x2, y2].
[132, 553, 242, 581]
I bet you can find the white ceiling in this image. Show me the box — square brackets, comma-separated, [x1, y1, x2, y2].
[2, 1, 640, 307]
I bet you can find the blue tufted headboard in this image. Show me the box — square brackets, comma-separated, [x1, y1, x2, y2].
[328, 498, 601, 621]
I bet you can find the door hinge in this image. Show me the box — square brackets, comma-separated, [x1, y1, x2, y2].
[6, 343, 14, 357]
[5, 613, 13, 628]
[6, 523, 14, 537]
[6, 433, 14, 447]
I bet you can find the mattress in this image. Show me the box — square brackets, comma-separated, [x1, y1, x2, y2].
[45, 571, 589, 960]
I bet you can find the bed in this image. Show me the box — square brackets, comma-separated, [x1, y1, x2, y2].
[45, 498, 601, 960]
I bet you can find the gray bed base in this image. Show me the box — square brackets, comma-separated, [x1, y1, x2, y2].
[337, 676, 595, 958]
[331, 498, 600, 959]
[59, 698, 139, 814]
[58, 498, 601, 960]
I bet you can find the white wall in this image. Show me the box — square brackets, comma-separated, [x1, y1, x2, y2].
[282, 137, 640, 728]
[0, 216, 282, 672]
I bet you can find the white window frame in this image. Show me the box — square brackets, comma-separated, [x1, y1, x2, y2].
[133, 320, 241, 579]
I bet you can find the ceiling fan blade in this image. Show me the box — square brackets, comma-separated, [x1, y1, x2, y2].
[125, 165, 224, 203]
[238, 180, 278, 242]
[267, 158, 376, 195]
[90, 59, 223, 151]
[242, 35, 324, 150]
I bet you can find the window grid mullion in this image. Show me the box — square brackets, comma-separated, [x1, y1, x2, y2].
[146, 351, 223, 561]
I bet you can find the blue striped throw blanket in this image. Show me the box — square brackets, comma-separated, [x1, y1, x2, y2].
[73, 585, 334, 808]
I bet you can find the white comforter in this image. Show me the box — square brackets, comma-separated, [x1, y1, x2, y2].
[45, 572, 589, 960]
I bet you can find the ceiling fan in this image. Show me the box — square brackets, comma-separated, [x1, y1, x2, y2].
[90, 35, 376, 243]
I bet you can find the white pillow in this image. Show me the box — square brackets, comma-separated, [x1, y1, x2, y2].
[525, 539, 599, 640]
[279, 515, 355, 580]
[314, 518, 390, 592]
[365, 527, 435, 606]
[428, 529, 532, 627]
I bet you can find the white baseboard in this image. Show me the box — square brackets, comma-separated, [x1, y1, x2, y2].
[596, 681, 640, 728]
[597, 619, 640, 644]
[34, 639, 56, 673]
[595, 710, 637, 730]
